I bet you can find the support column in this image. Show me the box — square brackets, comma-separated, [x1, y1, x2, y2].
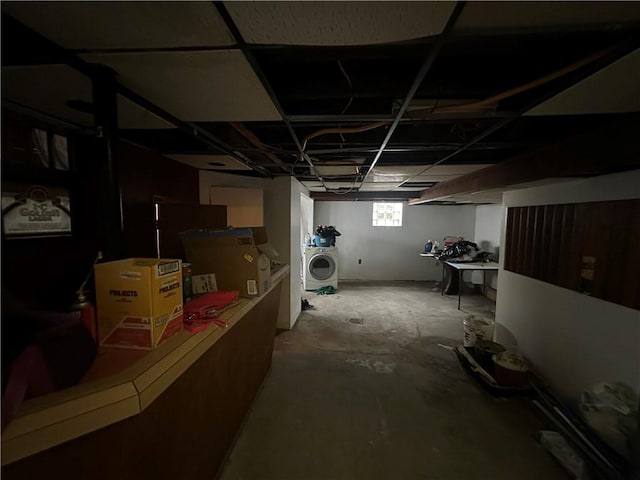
[92, 65, 124, 260]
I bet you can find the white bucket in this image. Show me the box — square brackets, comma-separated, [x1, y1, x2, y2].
[462, 316, 494, 346]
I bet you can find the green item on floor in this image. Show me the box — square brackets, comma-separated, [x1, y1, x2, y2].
[314, 286, 336, 295]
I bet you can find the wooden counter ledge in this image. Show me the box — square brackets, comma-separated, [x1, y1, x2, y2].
[1, 265, 289, 469]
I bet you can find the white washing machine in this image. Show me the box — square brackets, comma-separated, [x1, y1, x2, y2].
[303, 246, 338, 291]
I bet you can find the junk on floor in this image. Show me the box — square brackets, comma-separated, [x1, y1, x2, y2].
[455, 337, 633, 478]
[456, 315, 530, 393]
[454, 340, 531, 396]
[535, 430, 590, 480]
[474, 339, 506, 371]
[492, 351, 529, 388]
[314, 285, 336, 295]
[531, 378, 631, 480]
[579, 382, 638, 461]
[301, 298, 313, 311]
[462, 315, 494, 346]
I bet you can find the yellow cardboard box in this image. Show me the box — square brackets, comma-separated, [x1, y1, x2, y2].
[95, 258, 183, 350]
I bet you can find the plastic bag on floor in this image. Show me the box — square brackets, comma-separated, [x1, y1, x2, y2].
[579, 382, 638, 459]
[535, 430, 591, 480]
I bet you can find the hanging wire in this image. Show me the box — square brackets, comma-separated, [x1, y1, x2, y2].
[338, 60, 352, 89]
[330, 174, 361, 195]
[338, 60, 354, 116]
[340, 98, 353, 116]
[302, 121, 389, 152]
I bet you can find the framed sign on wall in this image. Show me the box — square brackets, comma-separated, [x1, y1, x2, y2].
[1, 184, 72, 238]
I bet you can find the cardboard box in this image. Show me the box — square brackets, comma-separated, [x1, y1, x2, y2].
[180, 227, 277, 297]
[95, 258, 184, 350]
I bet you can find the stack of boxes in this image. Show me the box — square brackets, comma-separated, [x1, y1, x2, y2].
[93, 228, 277, 350]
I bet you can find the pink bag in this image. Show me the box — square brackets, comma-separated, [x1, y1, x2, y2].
[183, 291, 240, 333]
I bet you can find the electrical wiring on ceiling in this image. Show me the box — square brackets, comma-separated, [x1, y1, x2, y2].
[301, 121, 390, 152]
[416, 44, 617, 116]
[254, 42, 620, 194]
[338, 60, 354, 116]
[299, 43, 618, 153]
[395, 43, 622, 187]
[326, 174, 362, 195]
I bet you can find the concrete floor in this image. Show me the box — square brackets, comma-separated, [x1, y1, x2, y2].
[219, 281, 567, 480]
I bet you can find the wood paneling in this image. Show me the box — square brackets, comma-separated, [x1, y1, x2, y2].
[504, 199, 640, 310]
[118, 142, 200, 258]
[1, 130, 202, 308]
[157, 203, 227, 259]
[2, 283, 282, 480]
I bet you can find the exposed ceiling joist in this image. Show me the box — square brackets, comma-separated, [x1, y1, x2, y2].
[214, 1, 326, 187]
[398, 37, 640, 188]
[358, 1, 467, 188]
[287, 111, 516, 124]
[310, 191, 419, 201]
[409, 116, 640, 204]
[116, 83, 272, 176]
[230, 122, 292, 174]
[3, 2, 640, 203]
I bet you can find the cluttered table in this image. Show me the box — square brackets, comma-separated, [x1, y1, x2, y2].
[1, 265, 289, 467]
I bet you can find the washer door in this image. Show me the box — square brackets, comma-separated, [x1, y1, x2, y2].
[308, 254, 336, 280]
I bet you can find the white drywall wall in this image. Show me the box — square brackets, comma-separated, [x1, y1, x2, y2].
[471, 204, 503, 288]
[263, 177, 310, 330]
[314, 201, 476, 280]
[263, 177, 292, 330]
[300, 193, 314, 248]
[199, 170, 265, 205]
[496, 272, 639, 405]
[496, 169, 640, 405]
[289, 178, 308, 328]
[263, 177, 290, 265]
[300, 193, 314, 280]
[209, 186, 263, 227]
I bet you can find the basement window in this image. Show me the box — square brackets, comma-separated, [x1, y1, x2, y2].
[372, 202, 403, 227]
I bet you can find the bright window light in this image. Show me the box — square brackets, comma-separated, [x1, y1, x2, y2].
[372, 202, 403, 227]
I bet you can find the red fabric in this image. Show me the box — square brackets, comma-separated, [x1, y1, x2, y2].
[183, 291, 240, 333]
[184, 291, 239, 317]
[2, 346, 55, 430]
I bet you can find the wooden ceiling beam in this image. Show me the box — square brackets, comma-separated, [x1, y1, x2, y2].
[409, 116, 640, 204]
[310, 191, 418, 201]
